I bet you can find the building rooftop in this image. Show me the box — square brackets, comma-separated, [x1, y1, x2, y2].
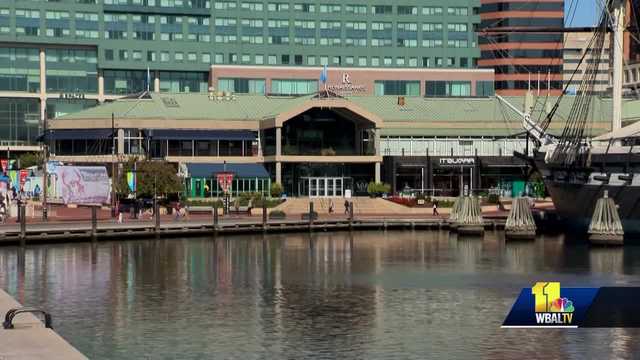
[54, 92, 639, 137]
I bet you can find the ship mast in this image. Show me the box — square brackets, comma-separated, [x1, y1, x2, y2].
[612, 0, 625, 132]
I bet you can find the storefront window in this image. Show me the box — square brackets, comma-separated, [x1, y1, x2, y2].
[425, 81, 471, 97]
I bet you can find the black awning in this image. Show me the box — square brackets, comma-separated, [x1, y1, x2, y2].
[41, 129, 114, 141]
[187, 163, 270, 178]
[148, 129, 256, 141]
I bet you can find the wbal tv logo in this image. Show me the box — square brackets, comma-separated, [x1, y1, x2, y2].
[532, 282, 575, 325]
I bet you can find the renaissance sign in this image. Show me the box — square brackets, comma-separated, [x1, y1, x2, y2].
[327, 73, 366, 94]
[438, 157, 476, 167]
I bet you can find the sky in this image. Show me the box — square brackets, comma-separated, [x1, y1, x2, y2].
[565, 0, 600, 27]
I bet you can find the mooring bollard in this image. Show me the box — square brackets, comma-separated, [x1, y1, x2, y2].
[19, 204, 26, 246]
[262, 202, 267, 232]
[154, 202, 160, 235]
[91, 206, 98, 241]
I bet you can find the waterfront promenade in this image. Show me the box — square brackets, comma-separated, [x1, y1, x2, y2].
[0, 289, 86, 359]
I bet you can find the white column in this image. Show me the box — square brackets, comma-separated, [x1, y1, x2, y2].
[98, 70, 105, 103]
[275, 127, 282, 156]
[39, 48, 46, 124]
[154, 70, 160, 93]
[275, 162, 282, 184]
[117, 129, 125, 155]
[375, 162, 381, 183]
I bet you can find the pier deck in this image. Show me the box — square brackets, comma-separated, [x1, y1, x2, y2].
[0, 289, 86, 359]
[0, 217, 507, 245]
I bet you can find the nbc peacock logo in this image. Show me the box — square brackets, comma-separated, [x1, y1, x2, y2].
[532, 282, 575, 325]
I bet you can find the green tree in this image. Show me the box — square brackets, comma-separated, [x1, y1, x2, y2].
[116, 161, 183, 198]
[17, 152, 43, 169]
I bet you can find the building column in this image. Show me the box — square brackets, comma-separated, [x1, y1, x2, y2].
[375, 162, 381, 183]
[39, 48, 46, 126]
[117, 129, 125, 155]
[275, 162, 282, 184]
[154, 70, 160, 93]
[98, 70, 105, 103]
[375, 128, 381, 156]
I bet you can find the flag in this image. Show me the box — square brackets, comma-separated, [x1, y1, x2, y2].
[320, 65, 328, 84]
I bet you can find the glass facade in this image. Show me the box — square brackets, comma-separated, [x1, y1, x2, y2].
[0, 98, 40, 145]
[0, 47, 40, 93]
[104, 70, 148, 95]
[46, 99, 98, 119]
[46, 48, 98, 93]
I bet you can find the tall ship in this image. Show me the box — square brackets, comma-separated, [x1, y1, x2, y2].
[495, 0, 640, 235]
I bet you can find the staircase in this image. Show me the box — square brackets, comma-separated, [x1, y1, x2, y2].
[274, 197, 414, 215]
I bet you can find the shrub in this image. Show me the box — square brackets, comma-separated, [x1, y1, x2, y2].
[269, 210, 286, 219]
[387, 196, 417, 207]
[270, 182, 283, 198]
[367, 182, 391, 197]
[487, 193, 501, 204]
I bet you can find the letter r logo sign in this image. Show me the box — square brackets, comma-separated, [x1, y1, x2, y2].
[342, 73, 351, 84]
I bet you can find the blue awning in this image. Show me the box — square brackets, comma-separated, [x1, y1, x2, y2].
[148, 129, 256, 141]
[187, 163, 270, 178]
[41, 129, 114, 141]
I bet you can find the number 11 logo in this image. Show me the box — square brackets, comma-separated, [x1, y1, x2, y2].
[531, 282, 561, 313]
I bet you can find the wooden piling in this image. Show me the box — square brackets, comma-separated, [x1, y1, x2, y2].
[455, 196, 484, 236]
[505, 197, 536, 240]
[91, 206, 98, 241]
[588, 191, 624, 245]
[19, 205, 26, 247]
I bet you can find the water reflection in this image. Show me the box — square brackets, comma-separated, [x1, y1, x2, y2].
[0, 231, 639, 359]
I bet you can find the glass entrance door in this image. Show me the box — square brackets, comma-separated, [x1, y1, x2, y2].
[301, 177, 346, 197]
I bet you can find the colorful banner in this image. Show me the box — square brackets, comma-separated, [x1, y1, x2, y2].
[216, 172, 234, 193]
[0, 159, 7, 173]
[56, 166, 111, 205]
[127, 171, 136, 192]
[19, 170, 28, 187]
[8, 170, 17, 187]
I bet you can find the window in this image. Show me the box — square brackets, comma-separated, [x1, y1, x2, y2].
[241, 2, 263, 11]
[422, 6, 443, 15]
[268, 55, 277, 64]
[447, 40, 468, 48]
[294, 3, 315, 12]
[425, 81, 471, 96]
[371, 5, 392, 14]
[422, 39, 443, 48]
[422, 23, 443, 32]
[159, 71, 208, 92]
[374, 80, 420, 96]
[132, 50, 142, 61]
[397, 6, 418, 15]
[447, 23, 468, 32]
[218, 78, 266, 94]
[45, 10, 70, 21]
[160, 51, 170, 62]
[448, 7, 468, 16]
[215, 1, 237, 9]
[476, 81, 494, 96]
[105, 49, 114, 61]
[202, 53, 211, 63]
[267, 2, 289, 11]
[271, 79, 318, 95]
[148, 51, 156, 61]
[119, 50, 128, 61]
[307, 56, 315, 65]
[319, 4, 341, 13]
[358, 57, 367, 66]
[345, 4, 367, 14]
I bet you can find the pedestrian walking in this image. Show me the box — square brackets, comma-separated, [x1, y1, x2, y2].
[432, 200, 439, 216]
[344, 200, 349, 214]
[328, 199, 334, 214]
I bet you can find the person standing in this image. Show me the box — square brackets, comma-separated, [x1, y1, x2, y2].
[432, 200, 439, 216]
[344, 200, 349, 214]
[328, 199, 334, 214]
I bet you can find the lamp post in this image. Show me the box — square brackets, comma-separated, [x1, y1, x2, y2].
[42, 108, 48, 221]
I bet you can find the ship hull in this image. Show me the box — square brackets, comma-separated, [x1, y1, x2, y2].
[534, 150, 640, 237]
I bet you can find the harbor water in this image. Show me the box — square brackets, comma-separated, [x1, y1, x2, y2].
[1, 230, 640, 359]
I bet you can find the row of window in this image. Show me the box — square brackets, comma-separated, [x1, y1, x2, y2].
[216, 78, 494, 97]
[104, 48, 478, 69]
[102, 1, 474, 16]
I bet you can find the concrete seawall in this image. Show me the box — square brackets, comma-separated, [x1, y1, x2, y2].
[0, 289, 86, 359]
